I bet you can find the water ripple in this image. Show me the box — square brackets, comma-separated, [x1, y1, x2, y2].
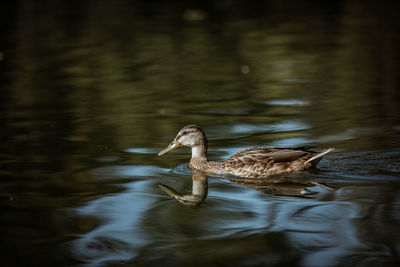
[231, 121, 310, 134]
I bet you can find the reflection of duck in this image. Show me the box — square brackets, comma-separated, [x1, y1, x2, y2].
[158, 171, 207, 207]
[158, 171, 333, 206]
[227, 176, 333, 195]
[158, 125, 334, 178]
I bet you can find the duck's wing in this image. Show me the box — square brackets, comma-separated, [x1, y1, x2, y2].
[263, 148, 309, 162]
[222, 147, 318, 178]
[225, 147, 310, 164]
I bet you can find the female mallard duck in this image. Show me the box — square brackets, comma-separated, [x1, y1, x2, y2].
[158, 125, 334, 178]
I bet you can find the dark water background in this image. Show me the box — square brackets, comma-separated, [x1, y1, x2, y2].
[1, 1, 400, 266]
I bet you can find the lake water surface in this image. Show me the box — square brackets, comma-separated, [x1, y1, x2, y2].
[1, 1, 400, 266]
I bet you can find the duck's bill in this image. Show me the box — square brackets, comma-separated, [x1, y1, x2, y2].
[158, 141, 181, 156]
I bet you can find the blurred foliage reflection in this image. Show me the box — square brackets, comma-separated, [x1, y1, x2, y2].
[1, 1, 398, 151]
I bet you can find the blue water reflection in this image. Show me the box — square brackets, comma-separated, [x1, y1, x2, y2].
[70, 150, 400, 266]
[231, 121, 310, 134]
[265, 99, 311, 107]
[72, 180, 157, 264]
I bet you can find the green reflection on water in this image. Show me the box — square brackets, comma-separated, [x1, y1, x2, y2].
[3, 1, 399, 153]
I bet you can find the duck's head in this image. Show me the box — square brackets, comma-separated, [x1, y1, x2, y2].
[158, 125, 207, 156]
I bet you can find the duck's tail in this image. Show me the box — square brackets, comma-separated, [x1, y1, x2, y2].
[306, 148, 335, 165]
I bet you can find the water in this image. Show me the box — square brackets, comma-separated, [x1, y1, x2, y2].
[1, 1, 400, 266]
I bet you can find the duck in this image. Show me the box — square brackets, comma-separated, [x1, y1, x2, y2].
[158, 125, 334, 178]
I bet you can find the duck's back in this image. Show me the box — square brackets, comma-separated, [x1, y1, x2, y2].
[222, 147, 327, 178]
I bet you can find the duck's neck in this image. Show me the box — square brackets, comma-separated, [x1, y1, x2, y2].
[189, 145, 224, 174]
[191, 145, 208, 160]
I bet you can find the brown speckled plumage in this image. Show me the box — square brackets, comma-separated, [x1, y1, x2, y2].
[158, 125, 334, 178]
